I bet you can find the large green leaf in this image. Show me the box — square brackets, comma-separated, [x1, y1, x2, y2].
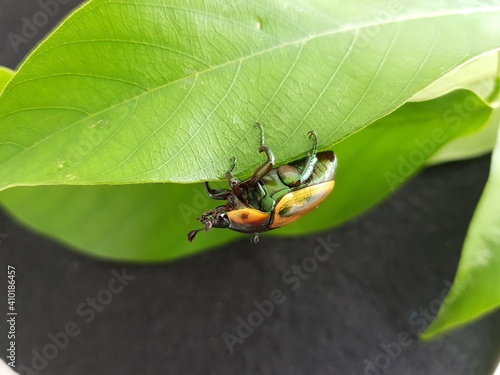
[1, 0, 500, 190]
[1, 89, 492, 261]
[422, 124, 500, 340]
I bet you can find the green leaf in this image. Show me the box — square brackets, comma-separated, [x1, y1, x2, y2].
[427, 109, 500, 165]
[1, 89, 492, 261]
[0, 67, 14, 93]
[1, 0, 500, 190]
[1, 183, 239, 261]
[422, 124, 500, 340]
[422, 52, 500, 165]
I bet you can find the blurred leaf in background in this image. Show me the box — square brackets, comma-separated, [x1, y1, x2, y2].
[423, 117, 500, 340]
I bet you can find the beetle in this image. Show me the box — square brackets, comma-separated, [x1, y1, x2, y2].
[188, 123, 337, 242]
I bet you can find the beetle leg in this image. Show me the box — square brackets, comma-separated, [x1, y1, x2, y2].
[293, 130, 319, 185]
[295, 155, 318, 185]
[226, 156, 243, 197]
[279, 130, 319, 186]
[248, 145, 275, 186]
[248, 123, 275, 186]
[255, 122, 266, 148]
[228, 156, 237, 174]
[204, 182, 231, 200]
[257, 182, 275, 212]
[307, 130, 319, 156]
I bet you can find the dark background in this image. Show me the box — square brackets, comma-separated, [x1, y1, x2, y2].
[1, 1, 500, 374]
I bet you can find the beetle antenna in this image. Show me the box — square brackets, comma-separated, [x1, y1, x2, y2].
[188, 229, 203, 242]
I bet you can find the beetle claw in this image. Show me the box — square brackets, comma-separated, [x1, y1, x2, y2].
[251, 233, 260, 243]
[228, 157, 237, 174]
[255, 122, 265, 148]
[307, 130, 318, 155]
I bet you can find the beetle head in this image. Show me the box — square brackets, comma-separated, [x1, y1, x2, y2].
[188, 206, 231, 242]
